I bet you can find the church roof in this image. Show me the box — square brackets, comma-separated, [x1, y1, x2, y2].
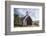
[22, 15, 32, 21]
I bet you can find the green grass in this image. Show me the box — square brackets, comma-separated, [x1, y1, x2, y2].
[14, 24, 23, 27]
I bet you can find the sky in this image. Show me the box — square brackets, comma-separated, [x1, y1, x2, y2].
[14, 8, 40, 21]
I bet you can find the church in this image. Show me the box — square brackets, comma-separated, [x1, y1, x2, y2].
[21, 11, 32, 26]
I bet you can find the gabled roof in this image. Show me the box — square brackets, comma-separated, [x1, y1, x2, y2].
[21, 15, 32, 21]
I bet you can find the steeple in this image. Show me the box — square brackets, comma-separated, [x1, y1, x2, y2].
[26, 11, 28, 16]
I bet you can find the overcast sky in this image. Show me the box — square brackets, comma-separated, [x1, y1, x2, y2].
[14, 8, 40, 21]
